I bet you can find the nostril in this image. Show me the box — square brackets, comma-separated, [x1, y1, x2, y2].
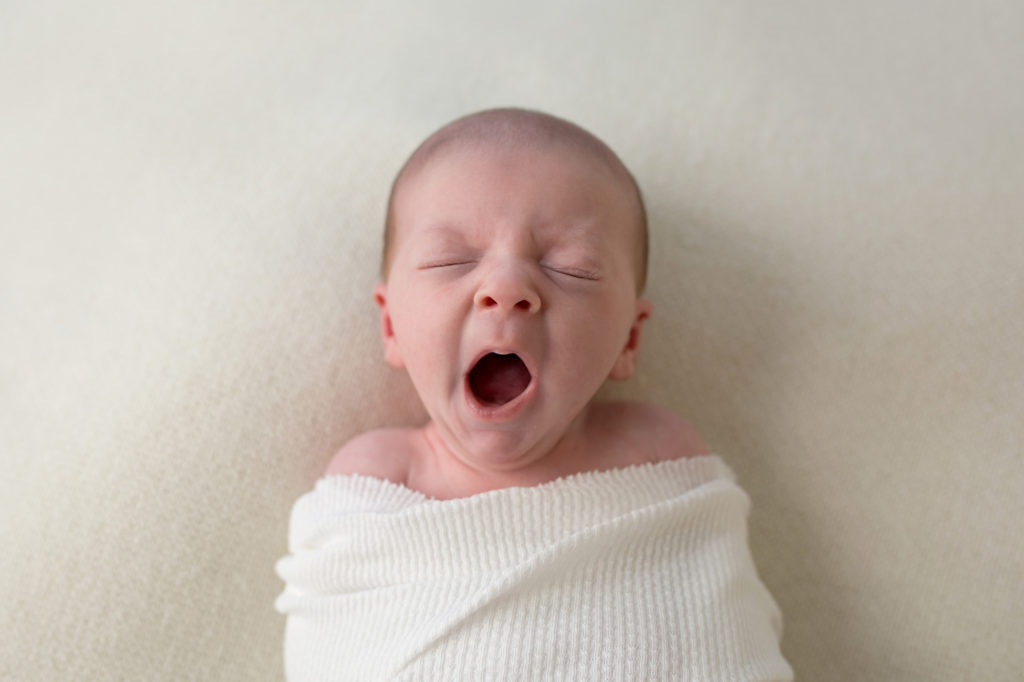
[475, 291, 539, 312]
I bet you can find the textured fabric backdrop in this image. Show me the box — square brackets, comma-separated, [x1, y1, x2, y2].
[2, 1, 1021, 680]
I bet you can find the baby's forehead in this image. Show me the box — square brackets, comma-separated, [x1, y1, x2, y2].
[400, 142, 632, 229]
[400, 142, 640, 236]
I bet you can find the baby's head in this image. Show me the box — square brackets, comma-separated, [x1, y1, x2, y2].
[382, 108, 648, 292]
[374, 108, 653, 463]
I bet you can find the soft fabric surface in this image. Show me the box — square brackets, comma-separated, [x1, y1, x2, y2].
[275, 456, 792, 681]
[2, 1, 1022, 680]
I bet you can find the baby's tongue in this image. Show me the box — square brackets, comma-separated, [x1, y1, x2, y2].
[469, 353, 531, 406]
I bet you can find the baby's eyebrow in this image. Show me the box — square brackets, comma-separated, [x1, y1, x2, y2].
[420, 223, 470, 238]
[411, 224, 470, 247]
[543, 221, 604, 251]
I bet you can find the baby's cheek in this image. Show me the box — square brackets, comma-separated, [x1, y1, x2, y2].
[557, 318, 619, 375]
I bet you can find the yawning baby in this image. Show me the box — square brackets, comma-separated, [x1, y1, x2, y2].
[275, 108, 793, 681]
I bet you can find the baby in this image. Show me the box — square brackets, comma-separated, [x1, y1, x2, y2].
[325, 107, 708, 499]
[276, 108, 792, 681]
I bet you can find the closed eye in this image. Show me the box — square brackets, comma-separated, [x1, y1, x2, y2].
[544, 265, 601, 281]
[417, 260, 477, 270]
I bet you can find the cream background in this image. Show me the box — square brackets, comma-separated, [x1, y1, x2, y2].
[2, 1, 1021, 680]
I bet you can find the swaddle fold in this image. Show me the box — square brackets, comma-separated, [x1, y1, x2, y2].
[275, 454, 792, 681]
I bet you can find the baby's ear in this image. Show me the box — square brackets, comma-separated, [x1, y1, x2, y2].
[608, 298, 652, 381]
[373, 282, 405, 369]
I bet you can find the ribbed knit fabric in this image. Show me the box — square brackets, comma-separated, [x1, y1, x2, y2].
[274, 455, 793, 681]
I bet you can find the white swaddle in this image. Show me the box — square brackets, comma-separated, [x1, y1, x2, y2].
[275, 454, 793, 681]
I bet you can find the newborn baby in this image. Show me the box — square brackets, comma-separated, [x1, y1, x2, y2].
[276, 108, 793, 681]
[328, 107, 705, 499]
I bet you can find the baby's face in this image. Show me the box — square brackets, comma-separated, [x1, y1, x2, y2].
[375, 143, 650, 468]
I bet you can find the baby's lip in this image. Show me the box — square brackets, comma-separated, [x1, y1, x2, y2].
[466, 346, 536, 377]
[464, 347, 537, 419]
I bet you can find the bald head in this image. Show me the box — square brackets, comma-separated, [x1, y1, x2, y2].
[381, 108, 649, 291]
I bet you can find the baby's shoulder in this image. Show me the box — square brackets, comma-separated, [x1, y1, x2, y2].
[322, 427, 419, 485]
[593, 401, 710, 463]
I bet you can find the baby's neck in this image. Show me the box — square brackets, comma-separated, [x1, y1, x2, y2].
[404, 402, 648, 500]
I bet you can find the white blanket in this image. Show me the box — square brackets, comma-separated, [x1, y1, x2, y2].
[275, 455, 793, 681]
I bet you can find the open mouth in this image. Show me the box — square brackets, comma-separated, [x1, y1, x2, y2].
[468, 352, 532, 407]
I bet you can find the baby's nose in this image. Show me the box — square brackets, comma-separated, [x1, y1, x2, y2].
[474, 268, 541, 314]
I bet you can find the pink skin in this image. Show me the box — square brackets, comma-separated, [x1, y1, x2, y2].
[374, 143, 652, 488]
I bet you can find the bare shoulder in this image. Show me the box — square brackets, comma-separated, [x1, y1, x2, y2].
[594, 401, 710, 463]
[322, 427, 419, 485]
